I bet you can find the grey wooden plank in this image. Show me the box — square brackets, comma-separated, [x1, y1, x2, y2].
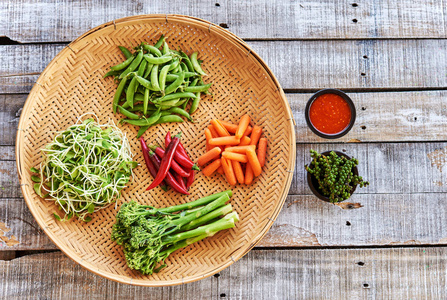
[0, 94, 26, 146]
[2, 40, 447, 93]
[0, 249, 445, 299]
[2, 192, 447, 250]
[1, 0, 447, 43]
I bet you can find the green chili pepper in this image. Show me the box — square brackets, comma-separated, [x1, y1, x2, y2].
[119, 50, 143, 78]
[189, 92, 201, 115]
[118, 106, 140, 120]
[190, 52, 207, 75]
[113, 77, 128, 113]
[165, 72, 185, 95]
[119, 46, 133, 59]
[184, 83, 212, 93]
[143, 54, 173, 65]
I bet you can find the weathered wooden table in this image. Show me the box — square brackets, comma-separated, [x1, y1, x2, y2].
[1, 1, 447, 299]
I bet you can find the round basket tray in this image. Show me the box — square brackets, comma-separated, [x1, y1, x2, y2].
[16, 15, 296, 286]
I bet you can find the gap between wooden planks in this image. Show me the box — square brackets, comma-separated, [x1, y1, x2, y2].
[1, 39, 447, 93]
[0, 248, 445, 299]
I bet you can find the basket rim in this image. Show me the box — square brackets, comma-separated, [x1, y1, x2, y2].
[15, 14, 296, 287]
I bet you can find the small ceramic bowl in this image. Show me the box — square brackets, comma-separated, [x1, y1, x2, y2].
[306, 151, 358, 202]
[305, 89, 356, 139]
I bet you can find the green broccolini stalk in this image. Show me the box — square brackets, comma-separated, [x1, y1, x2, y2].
[111, 190, 239, 275]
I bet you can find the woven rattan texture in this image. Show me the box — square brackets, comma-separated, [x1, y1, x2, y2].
[17, 15, 295, 286]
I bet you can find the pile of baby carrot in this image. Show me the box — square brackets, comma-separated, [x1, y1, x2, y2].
[198, 115, 267, 185]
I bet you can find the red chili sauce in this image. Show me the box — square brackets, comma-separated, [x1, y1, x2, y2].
[309, 93, 351, 134]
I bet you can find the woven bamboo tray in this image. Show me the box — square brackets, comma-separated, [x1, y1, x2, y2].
[16, 15, 296, 286]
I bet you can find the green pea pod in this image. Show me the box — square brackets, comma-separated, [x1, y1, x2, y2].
[143, 44, 162, 57]
[136, 125, 150, 138]
[126, 75, 138, 108]
[122, 111, 161, 126]
[154, 35, 165, 49]
[184, 83, 212, 93]
[189, 92, 201, 114]
[180, 62, 189, 73]
[168, 107, 193, 122]
[157, 99, 180, 109]
[119, 46, 133, 59]
[143, 60, 154, 79]
[172, 66, 180, 74]
[168, 57, 180, 71]
[156, 91, 197, 102]
[164, 72, 185, 95]
[134, 93, 144, 102]
[103, 70, 120, 78]
[137, 59, 147, 77]
[190, 52, 207, 75]
[113, 77, 128, 113]
[128, 103, 157, 113]
[153, 114, 184, 125]
[175, 98, 188, 107]
[118, 106, 140, 120]
[166, 72, 198, 82]
[158, 65, 170, 93]
[143, 54, 172, 65]
[190, 78, 199, 87]
[162, 41, 170, 55]
[180, 51, 195, 72]
[111, 55, 134, 71]
[165, 74, 178, 82]
[150, 64, 161, 91]
[119, 50, 143, 78]
[135, 75, 152, 89]
[181, 98, 189, 110]
[143, 88, 150, 115]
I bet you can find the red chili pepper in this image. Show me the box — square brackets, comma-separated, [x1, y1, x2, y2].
[151, 146, 190, 177]
[165, 132, 195, 169]
[146, 134, 180, 190]
[186, 169, 195, 190]
[148, 150, 189, 195]
[174, 172, 187, 191]
[139, 138, 167, 191]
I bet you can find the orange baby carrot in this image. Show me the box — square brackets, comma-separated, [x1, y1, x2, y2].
[246, 148, 262, 176]
[221, 157, 237, 185]
[217, 166, 224, 174]
[222, 151, 248, 163]
[211, 119, 230, 137]
[225, 145, 256, 154]
[209, 136, 240, 146]
[232, 160, 245, 184]
[205, 128, 213, 151]
[202, 159, 222, 176]
[238, 136, 251, 146]
[208, 125, 219, 138]
[198, 147, 222, 166]
[220, 120, 252, 135]
[245, 163, 254, 185]
[257, 138, 267, 167]
[235, 114, 251, 139]
[249, 125, 262, 146]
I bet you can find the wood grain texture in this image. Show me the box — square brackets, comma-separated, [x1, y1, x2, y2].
[1, 0, 447, 43]
[0, 249, 445, 299]
[3, 192, 447, 250]
[2, 40, 447, 93]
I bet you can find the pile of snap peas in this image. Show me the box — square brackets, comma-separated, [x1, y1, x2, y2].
[104, 35, 212, 137]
